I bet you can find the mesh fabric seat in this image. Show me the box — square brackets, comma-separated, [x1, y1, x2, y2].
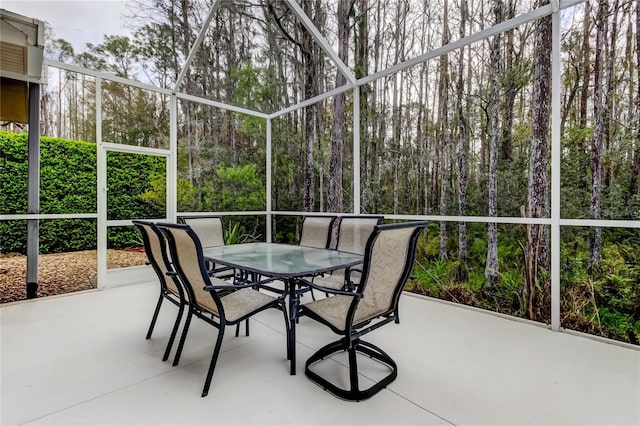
[133, 220, 186, 362]
[312, 215, 383, 291]
[157, 223, 288, 397]
[299, 221, 427, 401]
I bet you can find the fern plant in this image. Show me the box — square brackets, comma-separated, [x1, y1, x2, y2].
[224, 223, 260, 245]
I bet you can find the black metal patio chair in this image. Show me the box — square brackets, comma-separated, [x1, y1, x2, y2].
[157, 222, 288, 397]
[133, 220, 187, 363]
[299, 221, 427, 401]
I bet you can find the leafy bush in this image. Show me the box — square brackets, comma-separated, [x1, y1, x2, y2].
[216, 164, 265, 211]
[0, 131, 164, 253]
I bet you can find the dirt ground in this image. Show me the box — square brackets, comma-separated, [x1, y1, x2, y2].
[0, 249, 147, 304]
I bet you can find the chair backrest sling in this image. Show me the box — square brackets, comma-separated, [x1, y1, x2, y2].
[299, 216, 336, 249]
[351, 222, 426, 325]
[159, 223, 225, 317]
[335, 216, 384, 255]
[133, 220, 181, 296]
[180, 217, 225, 248]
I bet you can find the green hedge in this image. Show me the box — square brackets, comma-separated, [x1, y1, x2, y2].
[0, 131, 164, 254]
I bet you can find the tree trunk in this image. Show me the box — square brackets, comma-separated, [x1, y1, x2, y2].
[328, 0, 350, 213]
[525, 0, 552, 320]
[632, 0, 640, 197]
[579, 1, 591, 128]
[356, 0, 370, 210]
[456, 0, 469, 282]
[590, 0, 609, 268]
[301, 1, 316, 212]
[439, 0, 451, 261]
[603, 0, 619, 192]
[500, 0, 517, 162]
[485, 0, 503, 287]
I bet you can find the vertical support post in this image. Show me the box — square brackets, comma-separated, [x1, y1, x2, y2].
[266, 118, 272, 242]
[26, 82, 40, 299]
[168, 94, 178, 222]
[353, 86, 361, 215]
[550, 8, 561, 331]
[96, 77, 107, 289]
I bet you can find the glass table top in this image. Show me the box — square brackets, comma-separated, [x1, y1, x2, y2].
[202, 243, 363, 278]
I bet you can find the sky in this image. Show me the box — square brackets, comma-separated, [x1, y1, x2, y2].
[2, 0, 131, 52]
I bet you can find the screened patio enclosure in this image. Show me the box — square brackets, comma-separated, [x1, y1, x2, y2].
[2, 0, 640, 348]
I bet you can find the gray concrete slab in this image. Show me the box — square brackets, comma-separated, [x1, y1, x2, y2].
[1, 276, 638, 426]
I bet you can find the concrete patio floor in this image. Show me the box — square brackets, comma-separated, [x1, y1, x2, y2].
[1, 266, 639, 425]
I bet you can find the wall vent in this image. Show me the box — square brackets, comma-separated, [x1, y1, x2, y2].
[0, 9, 45, 84]
[0, 41, 27, 75]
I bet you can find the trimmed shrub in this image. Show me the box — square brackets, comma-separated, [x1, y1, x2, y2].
[0, 131, 164, 253]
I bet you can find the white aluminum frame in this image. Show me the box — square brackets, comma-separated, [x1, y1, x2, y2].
[9, 0, 639, 344]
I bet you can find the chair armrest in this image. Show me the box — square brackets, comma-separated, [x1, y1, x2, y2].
[299, 279, 363, 298]
[203, 282, 261, 291]
[207, 265, 236, 279]
[211, 265, 234, 273]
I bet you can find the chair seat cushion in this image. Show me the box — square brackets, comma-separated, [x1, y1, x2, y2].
[220, 288, 277, 322]
[302, 295, 385, 332]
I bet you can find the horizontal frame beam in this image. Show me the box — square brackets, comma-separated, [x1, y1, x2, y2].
[358, 0, 585, 87]
[176, 93, 270, 119]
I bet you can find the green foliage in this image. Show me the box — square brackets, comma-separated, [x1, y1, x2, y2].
[272, 216, 300, 245]
[108, 226, 143, 249]
[0, 131, 164, 253]
[560, 229, 640, 344]
[140, 171, 167, 209]
[224, 223, 260, 245]
[418, 223, 443, 259]
[424, 259, 453, 285]
[598, 307, 637, 343]
[409, 219, 636, 344]
[107, 151, 165, 220]
[216, 164, 265, 211]
[231, 67, 276, 113]
[221, 216, 266, 246]
[0, 131, 29, 214]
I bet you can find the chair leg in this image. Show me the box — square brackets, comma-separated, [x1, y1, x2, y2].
[348, 346, 359, 394]
[310, 289, 316, 301]
[146, 294, 164, 339]
[172, 307, 193, 366]
[234, 320, 250, 337]
[201, 326, 226, 397]
[281, 303, 291, 359]
[163, 302, 185, 361]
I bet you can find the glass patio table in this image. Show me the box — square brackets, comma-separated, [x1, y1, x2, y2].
[203, 242, 363, 375]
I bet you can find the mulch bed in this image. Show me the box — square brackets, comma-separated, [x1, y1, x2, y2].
[0, 249, 147, 304]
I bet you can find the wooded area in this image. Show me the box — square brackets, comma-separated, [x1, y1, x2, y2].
[1, 0, 638, 344]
